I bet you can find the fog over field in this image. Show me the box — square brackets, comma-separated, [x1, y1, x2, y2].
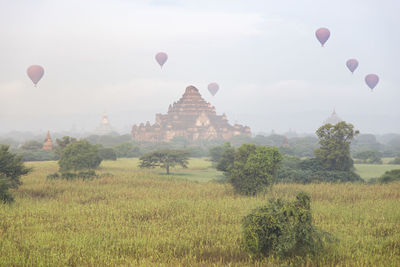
[0, 0, 399, 135]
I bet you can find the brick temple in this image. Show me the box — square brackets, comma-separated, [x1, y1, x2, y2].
[131, 85, 251, 142]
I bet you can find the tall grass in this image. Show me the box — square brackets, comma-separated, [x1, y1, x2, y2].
[0, 159, 399, 266]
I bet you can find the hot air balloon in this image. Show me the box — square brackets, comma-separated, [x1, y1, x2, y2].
[315, 28, 330, 47]
[346, 59, 359, 73]
[155, 52, 168, 68]
[208, 83, 219, 96]
[27, 65, 44, 86]
[365, 74, 379, 91]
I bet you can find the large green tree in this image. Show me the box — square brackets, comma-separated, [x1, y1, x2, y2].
[228, 144, 282, 196]
[54, 136, 77, 156]
[139, 149, 189, 174]
[0, 145, 31, 203]
[58, 140, 102, 173]
[314, 121, 359, 171]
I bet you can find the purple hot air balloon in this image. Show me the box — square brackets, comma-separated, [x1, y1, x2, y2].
[27, 65, 44, 86]
[208, 82, 219, 96]
[346, 59, 359, 74]
[315, 28, 330, 47]
[155, 52, 168, 68]
[365, 74, 379, 91]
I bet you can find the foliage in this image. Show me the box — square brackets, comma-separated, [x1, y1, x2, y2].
[0, 145, 31, 203]
[275, 156, 362, 184]
[58, 140, 102, 173]
[54, 136, 77, 156]
[353, 150, 382, 164]
[227, 144, 282, 195]
[388, 155, 400, 164]
[20, 140, 42, 151]
[242, 192, 329, 259]
[139, 149, 190, 174]
[378, 169, 400, 183]
[98, 147, 117, 161]
[314, 122, 359, 171]
[47, 170, 97, 180]
[17, 150, 58, 162]
[113, 142, 141, 158]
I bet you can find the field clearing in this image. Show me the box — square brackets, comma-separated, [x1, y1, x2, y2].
[354, 163, 400, 180]
[0, 159, 399, 266]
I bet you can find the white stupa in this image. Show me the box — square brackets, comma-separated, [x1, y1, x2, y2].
[94, 112, 114, 135]
[324, 109, 343, 125]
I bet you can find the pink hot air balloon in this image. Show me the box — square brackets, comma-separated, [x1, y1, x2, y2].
[365, 74, 379, 91]
[346, 59, 359, 73]
[315, 28, 330, 47]
[27, 65, 44, 86]
[155, 52, 168, 68]
[208, 82, 219, 96]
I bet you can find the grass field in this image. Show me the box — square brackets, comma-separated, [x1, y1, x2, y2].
[354, 163, 400, 181]
[1, 158, 400, 266]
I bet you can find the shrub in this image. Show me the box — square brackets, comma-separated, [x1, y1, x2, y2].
[59, 140, 102, 173]
[388, 155, 400, 164]
[47, 170, 97, 180]
[228, 144, 282, 196]
[379, 169, 400, 183]
[98, 147, 117, 161]
[242, 192, 329, 258]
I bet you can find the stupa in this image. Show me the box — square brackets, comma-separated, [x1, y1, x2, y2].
[94, 112, 114, 135]
[324, 109, 342, 125]
[131, 85, 251, 142]
[42, 131, 53, 150]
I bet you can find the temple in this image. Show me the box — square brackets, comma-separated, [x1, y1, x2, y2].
[94, 112, 114, 135]
[42, 131, 53, 150]
[324, 109, 343, 125]
[131, 85, 251, 142]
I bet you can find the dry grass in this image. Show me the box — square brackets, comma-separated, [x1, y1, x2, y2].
[0, 159, 399, 266]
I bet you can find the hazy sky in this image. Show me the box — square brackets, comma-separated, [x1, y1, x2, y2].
[0, 0, 399, 135]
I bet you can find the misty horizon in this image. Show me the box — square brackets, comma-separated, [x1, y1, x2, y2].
[1, 0, 399, 136]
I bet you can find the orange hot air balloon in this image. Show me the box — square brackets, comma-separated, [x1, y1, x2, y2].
[27, 65, 44, 86]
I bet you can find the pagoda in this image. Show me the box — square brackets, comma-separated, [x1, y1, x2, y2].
[324, 109, 343, 125]
[94, 112, 114, 135]
[131, 85, 251, 142]
[42, 131, 53, 150]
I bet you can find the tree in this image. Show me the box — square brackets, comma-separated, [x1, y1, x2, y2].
[0, 145, 31, 203]
[314, 121, 359, 171]
[139, 149, 189, 174]
[113, 142, 141, 158]
[54, 136, 77, 156]
[228, 144, 282, 195]
[98, 147, 117, 161]
[58, 140, 102, 173]
[353, 150, 382, 164]
[209, 142, 235, 171]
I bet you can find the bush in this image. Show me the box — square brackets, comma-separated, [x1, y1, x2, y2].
[47, 170, 97, 180]
[98, 147, 117, 161]
[353, 150, 382, 164]
[388, 155, 400, 164]
[228, 144, 282, 196]
[379, 169, 400, 183]
[242, 192, 330, 259]
[59, 140, 102, 173]
[276, 156, 363, 184]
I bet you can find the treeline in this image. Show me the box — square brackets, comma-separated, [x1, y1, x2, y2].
[1, 131, 400, 162]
